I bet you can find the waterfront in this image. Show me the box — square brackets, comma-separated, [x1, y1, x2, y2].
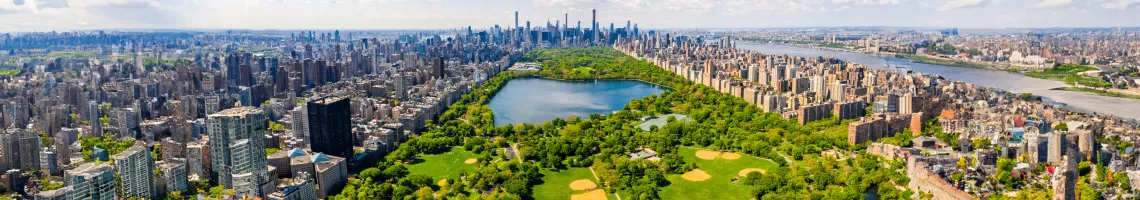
[487, 77, 667, 126]
[736, 42, 1140, 120]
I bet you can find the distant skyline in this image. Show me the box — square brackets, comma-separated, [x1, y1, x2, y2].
[1, 0, 1139, 32]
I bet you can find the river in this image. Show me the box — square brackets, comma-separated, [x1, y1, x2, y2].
[736, 42, 1140, 120]
[487, 77, 667, 126]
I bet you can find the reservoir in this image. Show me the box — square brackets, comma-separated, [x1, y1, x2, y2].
[736, 42, 1140, 120]
[487, 77, 667, 126]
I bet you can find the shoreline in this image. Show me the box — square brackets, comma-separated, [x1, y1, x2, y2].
[519, 75, 678, 91]
[740, 41, 1138, 101]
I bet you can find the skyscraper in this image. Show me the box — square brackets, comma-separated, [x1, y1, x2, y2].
[207, 107, 269, 196]
[87, 101, 102, 137]
[592, 9, 597, 44]
[66, 162, 117, 200]
[113, 144, 155, 199]
[432, 56, 445, 79]
[307, 96, 353, 159]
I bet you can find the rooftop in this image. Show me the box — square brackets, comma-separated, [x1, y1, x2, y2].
[209, 106, 263, 117]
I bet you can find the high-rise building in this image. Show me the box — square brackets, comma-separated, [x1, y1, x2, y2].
[592, 9, 597, 44]
[307, 97, 353, 159]
[161, 158, 190, 194]
[186, 142, 205, 178]
[432, 56, 445, 79]
[291, 106, 309, 146]
[113, 144, 155, 199]
[87, 101, 102, 137]
[65, 163, 117, 200]
[207, 107, 269, 197]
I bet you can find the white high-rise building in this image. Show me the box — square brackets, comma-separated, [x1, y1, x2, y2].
[161, 158, 189, 193]
[207, 107, 269, 198]
[290, 106, 308, 145]
[113, 144, 155, 199]
[186, 142, 205, 177]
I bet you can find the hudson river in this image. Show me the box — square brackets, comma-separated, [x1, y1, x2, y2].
[737, 42, 1140, 120]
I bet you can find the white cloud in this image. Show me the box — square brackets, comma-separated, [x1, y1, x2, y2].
[832, 0, 900, 6]
[533, 0, 595, 7]
[1031, 0, 1070, 8]
[657, 0, 831, 15]
[1101, 0, 1140, 10]
[659, 0, 713, 13]
[936, 0, 985, 11]
[0, 0, 38, 13]
[607, 0, 648, 9]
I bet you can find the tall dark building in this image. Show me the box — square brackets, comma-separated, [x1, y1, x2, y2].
[432, 56, 445, 79]
[592, 9, 597, 44]
[307, 96, 353, 159]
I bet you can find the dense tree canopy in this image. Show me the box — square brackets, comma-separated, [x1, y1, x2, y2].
[330, 47, 911, 200]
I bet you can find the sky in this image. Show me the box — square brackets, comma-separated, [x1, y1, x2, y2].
[0, 0, 1139, 32]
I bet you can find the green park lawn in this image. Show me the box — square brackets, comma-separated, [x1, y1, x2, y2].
[406, 146, 479, 181]
[659, 146, 780, 200]
[572, 67, 594, 75]
[532, 167, 611, 200]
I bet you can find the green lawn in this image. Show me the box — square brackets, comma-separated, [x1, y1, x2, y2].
[659, 146, 780, 200]
[406, 146, 479, 181]
[1026, 64, 1111, 88]
[0, 69, 21, 76]
[572, 67, 594, 75]
[533, 168, 603, 200]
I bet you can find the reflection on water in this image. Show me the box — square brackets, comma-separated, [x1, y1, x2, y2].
[736, 42, 1140, 120]
[487, 77, 666, 126]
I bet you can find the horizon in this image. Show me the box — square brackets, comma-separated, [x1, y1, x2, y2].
[2, 0, 1139, 32]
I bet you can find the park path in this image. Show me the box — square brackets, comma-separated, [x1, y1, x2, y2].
[587, 167, 621, 200]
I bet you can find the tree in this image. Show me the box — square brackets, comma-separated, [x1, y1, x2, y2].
[398, 174, 433, 189]
[382, 164, 409, 179]
[1054, 123, 1069, 132]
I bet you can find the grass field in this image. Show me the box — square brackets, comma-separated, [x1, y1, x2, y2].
[406, 146, 479, 181]
[47, 51, 94, 58]
[658, 146, 780, 200]
[532, 167, 614, 200]
[1026, 64, 1111, 88]
[0, 69, 21, 76]
[572, 67, 594, 75]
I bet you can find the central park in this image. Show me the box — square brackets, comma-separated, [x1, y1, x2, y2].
[328, 47, 915, 200]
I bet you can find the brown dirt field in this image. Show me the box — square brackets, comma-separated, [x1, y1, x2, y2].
[569, 179, 598, 191]
[681, 169, 712, 181]
[695, 150, 722, 160]
[738, 168, 766, 177]
[720, 152, 742, 160]
[464, 158, 477, 164]
[570, 189, 609, 200]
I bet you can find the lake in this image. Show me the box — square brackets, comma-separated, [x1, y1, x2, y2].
[736, 42, 1140, 120]
[487, 77, 667, 126]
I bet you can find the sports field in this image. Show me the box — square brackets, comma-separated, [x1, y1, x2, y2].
[658, 146, 780, 200]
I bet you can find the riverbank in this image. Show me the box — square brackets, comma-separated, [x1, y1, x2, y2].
[734, 42, 1140, 120]
[894, 53, 1009, 71]
[1057, 87, 1140, 100]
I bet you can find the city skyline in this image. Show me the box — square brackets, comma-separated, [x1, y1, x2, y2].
[1, 0, 1140, 32]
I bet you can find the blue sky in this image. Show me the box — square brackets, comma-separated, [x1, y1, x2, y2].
[0, 0, 1138, 32]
